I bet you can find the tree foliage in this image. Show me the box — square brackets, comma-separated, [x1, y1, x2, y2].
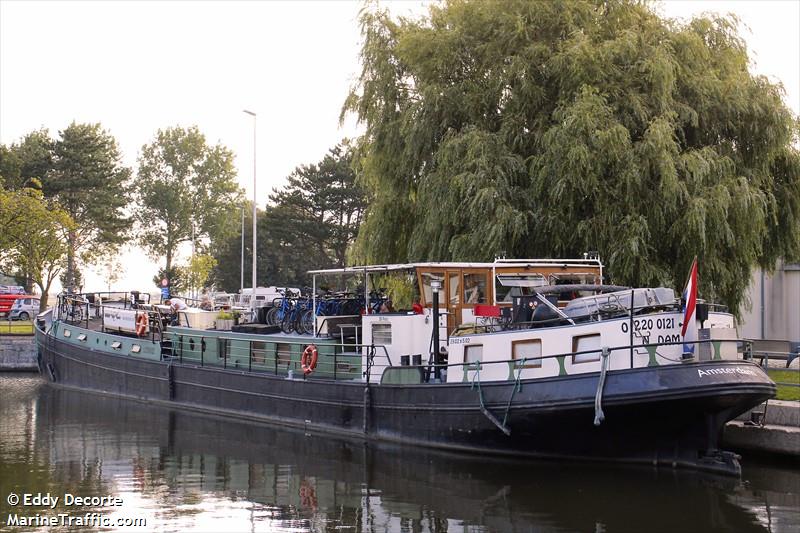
[212, 143, 368, 290]
[152, 266, 187, 297]
[0, 184, 75, 311]
[45, 122, 132, 291]
[134, 126, 243, 280]
[342, 0, 800, 312]
[185, 253, 217, 295]
[267, 142, 368, 269]
[0, 129, 54, 191]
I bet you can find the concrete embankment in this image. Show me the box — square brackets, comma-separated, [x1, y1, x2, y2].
[0, 335, 37, 371]
[725, 400, 799, 456]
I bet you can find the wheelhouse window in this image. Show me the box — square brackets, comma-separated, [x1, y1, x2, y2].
[448, 273, 460, 305]
[463, 273, 488, 304]
[372, 323, 392, 345]
[572, 334, 601, 363]
[420, 272, 444, 306]
[512, 339, 542, 368]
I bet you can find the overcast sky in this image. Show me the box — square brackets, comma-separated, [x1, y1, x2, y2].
[1, 0, 798, 293]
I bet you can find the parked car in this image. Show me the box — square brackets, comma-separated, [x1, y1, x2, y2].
[0, 285, 25, 295]
[8, 296, 40, 321]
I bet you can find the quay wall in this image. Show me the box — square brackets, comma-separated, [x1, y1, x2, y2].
[0, 336, 37, 371]
[725, 400, 800, 457]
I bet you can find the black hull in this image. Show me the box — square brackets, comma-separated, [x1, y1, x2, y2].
[37, 329, 775, 476]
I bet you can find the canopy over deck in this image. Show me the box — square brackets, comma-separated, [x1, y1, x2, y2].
[307, 258, 604, 276]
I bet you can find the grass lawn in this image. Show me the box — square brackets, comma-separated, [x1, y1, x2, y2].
[0, 320, 34, 335]
[767, 369, 800, 401]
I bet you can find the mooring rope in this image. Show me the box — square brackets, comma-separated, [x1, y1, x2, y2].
[502, 359, 525, 427]
[470, 362, 511, 436]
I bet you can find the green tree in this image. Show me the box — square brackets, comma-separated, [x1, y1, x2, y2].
[134, 126, 242, 283]
[185, 253, 217, 296]
[0, 185, 74, 311]
[45, 122, 132, 292]
[152, 266, 187, 297]
[268, 142, 367, 268]
[0, 129, 54, 191]
[211, 144, 368, 291]
[208, 202, 255, 292]
[342, 0, 800, 312]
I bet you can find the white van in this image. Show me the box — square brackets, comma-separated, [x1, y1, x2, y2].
[9, 297, 40, 321]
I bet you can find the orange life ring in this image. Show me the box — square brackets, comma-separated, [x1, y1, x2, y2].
[136, 312, 149, 337]
[301, 344, 318, 375]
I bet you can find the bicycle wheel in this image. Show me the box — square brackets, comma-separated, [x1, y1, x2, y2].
[341, 299, 360, 315]
[300, 310, 315, 335]
[280, 313, 295, 334]
[266, 307, 279, 326]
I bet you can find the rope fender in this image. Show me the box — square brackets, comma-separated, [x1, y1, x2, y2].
[594, 346, 611, 426]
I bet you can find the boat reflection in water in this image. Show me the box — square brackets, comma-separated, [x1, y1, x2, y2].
[1, 375, 797, 532]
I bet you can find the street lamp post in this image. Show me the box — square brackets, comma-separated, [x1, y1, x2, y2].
[240, 206, 244, 298]
[243, 109, 257, 321]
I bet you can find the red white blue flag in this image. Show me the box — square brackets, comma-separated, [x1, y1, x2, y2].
[681, 258, 698, 354]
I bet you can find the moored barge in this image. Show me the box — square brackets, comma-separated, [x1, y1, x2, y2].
[35, 258, 775, 476]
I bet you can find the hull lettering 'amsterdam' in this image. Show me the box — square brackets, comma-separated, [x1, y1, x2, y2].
[36, 258, 775, 477]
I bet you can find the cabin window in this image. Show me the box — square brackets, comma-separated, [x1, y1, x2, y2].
[448, 273, 460, 305]
[252, 341, 267, 364]
[372, 323, 392, 345]
[465, 344, 483, 363]
[572, 334, 601, 363]
[276, 343, 291, 367]
[77, 334, 87, 342]
[111, 341, 122, 350]
[131, 344, 141, 354]
[495, 274, 547, 303]
[420, 272, 444, 306]
[463, 273, 488, 304]
[63, 329, 71, 338]
[512, 339, 542, 368]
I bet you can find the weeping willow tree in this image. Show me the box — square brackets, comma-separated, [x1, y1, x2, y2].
[342, 0, 800, 312]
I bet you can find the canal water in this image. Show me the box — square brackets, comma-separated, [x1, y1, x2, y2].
[1, 374, 797, 533]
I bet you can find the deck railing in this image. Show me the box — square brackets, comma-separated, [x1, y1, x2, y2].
[162, 330, 393, 381]
[156, 331, 749, 386]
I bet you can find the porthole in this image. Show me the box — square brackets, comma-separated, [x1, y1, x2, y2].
[77, 334, 87, 342]
[111, 341, 122, 350]
[131, 344, 141, 354]
[63, 329, 71, 338]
